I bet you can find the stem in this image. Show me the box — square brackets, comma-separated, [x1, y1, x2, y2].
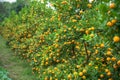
[84, 42, 89, 64]
[72, 44, 75, 55]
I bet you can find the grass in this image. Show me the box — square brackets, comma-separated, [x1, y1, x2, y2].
[0, 36, 36, 80]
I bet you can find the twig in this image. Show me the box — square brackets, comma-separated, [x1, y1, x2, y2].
[84, 42, 89, 64]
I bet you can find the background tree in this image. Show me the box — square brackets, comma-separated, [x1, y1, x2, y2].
[0, 0, 29, 22]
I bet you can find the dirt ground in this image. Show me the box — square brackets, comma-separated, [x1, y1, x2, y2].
[0, 36, 36, 80]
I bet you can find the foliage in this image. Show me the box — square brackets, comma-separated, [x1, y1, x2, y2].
[0, 0, 120, 80]
[0, 66, 11, 80]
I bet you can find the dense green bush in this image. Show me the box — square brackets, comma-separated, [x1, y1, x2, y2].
[0, 0, 120, 80]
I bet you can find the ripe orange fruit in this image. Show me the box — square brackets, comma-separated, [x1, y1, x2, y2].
[100, 43, 104, 48]
[95, 66, 98, 69]
[96, 57, 99, 60]
[87, 3, 92, 8]
[105, 69, 109, 73]
[107, 72, 112, 76]
[82, 75, 86, 79]
[117, 60, 120, 66]
[108, 78, 113, 80]
[107, 48, 112, 51]
[67, 74, 72, 79]
[45, 61, 48, 65]
[61, 1, 67, 4]
[85, 30, 89, 34]
[54, 67, 58, 71]
[46, 58, 49, 61]
[80, 28, 85, 32]
[106, 57, 111, 61]
[50, 77, 52, 80]
[111, 19, 117, 24]
[88, 63, 92, 66]
[113, 36, 120, 42]
[100, 74, 104, 78]
[82, 69, 87, 73]
[44, 77, 48, 80]
[55, 79, 58, 80]
[106, 51, 112, 56]
[79, 72, 83, 76]
[107, 21, 113, 27]
[87, 50, 91, 54]
[72, 19, 77, 22]
[109, 3, 116, 9]
[95, 49, 99, 54]
[76, 65, 80, 69]
[75, 45, 80, 50]
[79, 10, 83, 14]
[113, 64, 118, 69]
[111, 57, 116, 61]
[91, 27, 95, 30]
[90, 34, 94, 38]
[73, 71, 77, 76]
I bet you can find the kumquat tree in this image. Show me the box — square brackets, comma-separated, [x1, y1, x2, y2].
[0, 0, 120, 80]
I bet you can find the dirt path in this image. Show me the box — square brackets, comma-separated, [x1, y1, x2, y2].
[0, 36, 35, 80]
